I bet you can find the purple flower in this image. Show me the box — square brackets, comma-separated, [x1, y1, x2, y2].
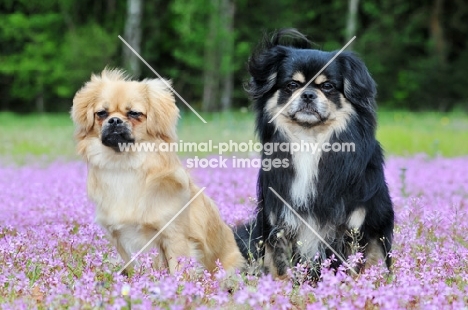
[0, 156, 467, 308]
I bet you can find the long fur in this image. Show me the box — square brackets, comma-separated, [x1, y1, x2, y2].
[72, 69, 245, 274]
[236, 29, 394, 279]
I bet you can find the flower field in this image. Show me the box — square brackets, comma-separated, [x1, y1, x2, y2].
[1, 156, 468, 309]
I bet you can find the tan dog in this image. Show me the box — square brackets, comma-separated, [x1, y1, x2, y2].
[71, 69, 245, 274]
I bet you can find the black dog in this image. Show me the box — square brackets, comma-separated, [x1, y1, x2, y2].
[235, 29, 394, 279]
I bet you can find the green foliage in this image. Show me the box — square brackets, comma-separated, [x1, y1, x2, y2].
[356, 0, 468, 110]
[170, 0, 210, 70]
[167, 0, 212, 104]
[0, 0, 467, 112]
[0, 1, 123, 112]
[52, 23, 119, 100]
[0, 12, 63, 101]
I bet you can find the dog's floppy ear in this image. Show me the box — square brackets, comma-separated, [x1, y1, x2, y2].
[71, 74, 102, 140]
[245, 28, 312, 99]
[246, 29, 313, 99]
[338, 52, 377, 108]
[246, 46, 286, 99]
[145, 79, 179, 142]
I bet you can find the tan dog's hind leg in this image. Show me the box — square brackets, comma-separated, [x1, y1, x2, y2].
[113, 238, 134, 276]
[188, 192, 245, 274]
[152, 248, 168, 271]
[217, 224, 246, 273]
[160, 230, 192, 273]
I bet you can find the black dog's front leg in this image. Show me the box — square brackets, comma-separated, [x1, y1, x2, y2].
[264, 227, 295, 279]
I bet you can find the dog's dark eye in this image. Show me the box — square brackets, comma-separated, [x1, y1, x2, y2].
[128, 111, 142, 118]
[320, 82, 335, 92]
[287, 81, 300, 91]
[96, 110, 108, 118]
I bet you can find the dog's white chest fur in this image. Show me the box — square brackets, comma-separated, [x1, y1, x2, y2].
[290, 146, 321, 208]
[91, 168, 146, 225]
[289, 131, 331, 208]
[283, 131, 336, 256]
[89, 167, 161, 258]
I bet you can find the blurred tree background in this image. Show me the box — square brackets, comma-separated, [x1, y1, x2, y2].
[0, 0, 467, 113]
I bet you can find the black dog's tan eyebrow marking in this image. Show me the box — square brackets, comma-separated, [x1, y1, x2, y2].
[292, 72, 306, 83]
[314, 74, 328, 85]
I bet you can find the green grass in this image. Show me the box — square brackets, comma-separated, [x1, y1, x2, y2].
[0, 109, 467, 162]
[177, 109, 255, 153]
[0, 112, 76, 162]
[0, 110, 256, 162]
[377, 110, 468, 157]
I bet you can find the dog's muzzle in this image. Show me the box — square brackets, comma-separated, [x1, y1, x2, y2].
[296, 91, 324, 119]
[101, 117, 135, 151]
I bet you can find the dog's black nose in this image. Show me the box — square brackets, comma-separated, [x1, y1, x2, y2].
[108, 117, 123, 125]
[301, 91, 317, 102]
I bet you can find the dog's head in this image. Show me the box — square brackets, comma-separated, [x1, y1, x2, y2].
[71, 68, 178, 153]
[247, 29, 376, 131]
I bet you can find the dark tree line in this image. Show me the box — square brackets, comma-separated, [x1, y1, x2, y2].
[1, 0, 467, 113]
